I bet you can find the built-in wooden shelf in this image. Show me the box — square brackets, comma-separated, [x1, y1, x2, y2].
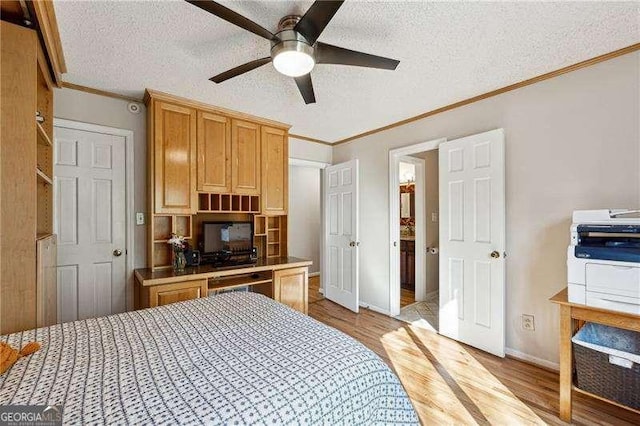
[198, 193, 260, 213]
[36, 168, 52, 185]
[36, 122, 52, 147]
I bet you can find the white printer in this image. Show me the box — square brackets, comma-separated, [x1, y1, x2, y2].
[568, 209, 640, 315]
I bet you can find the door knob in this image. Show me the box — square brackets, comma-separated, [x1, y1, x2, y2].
[490, 251, 500, 259]
[349, 241, 360, 247]
[113, 249, 123, 257]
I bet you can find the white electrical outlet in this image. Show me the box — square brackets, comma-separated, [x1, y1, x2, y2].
[136, 212, 145, 225]
[522, 314, 535, 331]
[431, 212, 438, 222]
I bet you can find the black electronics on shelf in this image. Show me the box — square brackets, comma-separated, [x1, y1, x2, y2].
[198, 221, 256, 266]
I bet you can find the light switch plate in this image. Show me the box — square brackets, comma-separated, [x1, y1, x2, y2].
[136, 212, 145, 225]
[431, 212, 438, 222]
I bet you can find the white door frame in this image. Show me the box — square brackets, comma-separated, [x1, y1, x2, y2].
[389, 138, 446, 317]
[289, 157, 330, 283]
[53, 118, 136, 311]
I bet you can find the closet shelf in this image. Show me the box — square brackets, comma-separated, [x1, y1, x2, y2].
[36, 168, 53, 185]
[36, 122, 52, 147]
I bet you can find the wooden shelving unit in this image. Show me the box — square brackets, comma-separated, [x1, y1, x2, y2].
[0, 21, 56, 333]
[150, 214, 193, 270]
[198, 192, 260, 213]
[253, 215, 287, 259]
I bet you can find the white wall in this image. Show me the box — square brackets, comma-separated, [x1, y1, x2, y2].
[333, 52, 640, 365]
[288, 166, 321, 274]
[54, 89, 147, 273]
[289, 137, 332, 163]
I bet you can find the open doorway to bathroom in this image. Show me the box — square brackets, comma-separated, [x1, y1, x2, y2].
[389, 138, 445, 331]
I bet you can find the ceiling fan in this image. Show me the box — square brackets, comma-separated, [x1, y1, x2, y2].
[185, 0, 400, 104]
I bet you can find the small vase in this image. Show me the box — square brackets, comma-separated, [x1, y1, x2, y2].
[173, 251, 187, 272]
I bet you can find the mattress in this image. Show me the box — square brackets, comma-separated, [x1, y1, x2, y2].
[0, 292, 419, 425]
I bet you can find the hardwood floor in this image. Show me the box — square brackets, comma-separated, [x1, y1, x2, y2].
[307, 279, 640, 425]
[401, 287, 415, 307]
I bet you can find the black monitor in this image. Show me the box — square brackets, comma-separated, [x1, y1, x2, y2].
[200, 221, 253, 257]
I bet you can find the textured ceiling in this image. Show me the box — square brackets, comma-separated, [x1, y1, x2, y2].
[54, 1, 639, 143]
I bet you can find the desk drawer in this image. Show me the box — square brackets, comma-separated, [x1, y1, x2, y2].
[586, 263, 640, 299]
[141, 279, 208, 308]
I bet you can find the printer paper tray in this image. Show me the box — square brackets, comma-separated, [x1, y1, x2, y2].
[586, 291, 640, 315]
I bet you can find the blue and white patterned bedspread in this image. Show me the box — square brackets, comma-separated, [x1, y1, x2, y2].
[0, 292, 418, 425]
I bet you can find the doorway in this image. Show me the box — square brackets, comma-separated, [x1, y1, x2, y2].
[389, 138, 445, 327]
[390, 130, 506, 357]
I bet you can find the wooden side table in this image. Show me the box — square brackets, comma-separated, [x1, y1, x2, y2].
[550, 288, 640, 422]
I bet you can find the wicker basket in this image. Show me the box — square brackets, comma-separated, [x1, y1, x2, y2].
[572, 323, 640, 409]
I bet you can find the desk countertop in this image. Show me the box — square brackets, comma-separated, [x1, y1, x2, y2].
[135, 256, 312, 285]
[550, 288, 640, 322]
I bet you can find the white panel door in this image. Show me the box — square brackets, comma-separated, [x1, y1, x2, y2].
[439, 129, 506, 357]
[323, 160, 359, 312]
[54, 126, 127, 323]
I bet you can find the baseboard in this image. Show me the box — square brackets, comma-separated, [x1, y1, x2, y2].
[309, 271, 320, 278]
[505, 347, 559, 372]
[359, 301, 391, 316]
[426, 289, 438, 300]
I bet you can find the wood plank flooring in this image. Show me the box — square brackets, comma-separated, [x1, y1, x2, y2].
[401, 287, 415, 307]
[308, 278, 640, 425]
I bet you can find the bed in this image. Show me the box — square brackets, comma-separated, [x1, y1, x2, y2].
[0, 292, 419, 425]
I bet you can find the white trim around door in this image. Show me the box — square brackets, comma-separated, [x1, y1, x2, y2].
[53, 118, 136, 312]
[389, 138, 446, 317]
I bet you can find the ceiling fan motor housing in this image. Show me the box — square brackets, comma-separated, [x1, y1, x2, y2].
[271, 30, 314, 61]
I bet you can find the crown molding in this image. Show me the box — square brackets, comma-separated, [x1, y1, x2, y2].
[289, 133, 333, 146]
[61, 82, 143, 103]
[144, 88, 292, 130]
[333, 43, 640, 146]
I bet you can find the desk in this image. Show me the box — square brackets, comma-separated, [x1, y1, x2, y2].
[550, 288, 640, 422]
[135, 257, 312, 313]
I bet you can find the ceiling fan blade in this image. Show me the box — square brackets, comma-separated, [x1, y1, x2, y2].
[294, 0, 344, 45]
[294, 74, 316, 104]
[186, 0, 277, 41]
[316, 42, 399, 70]
[210, 57, 272, 83]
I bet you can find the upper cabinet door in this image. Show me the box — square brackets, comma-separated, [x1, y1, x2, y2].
[154, 101, 197, 214]
[231, 119, 261, 195]
[197, 111, 231, 193]
[261, 126, 288, 215]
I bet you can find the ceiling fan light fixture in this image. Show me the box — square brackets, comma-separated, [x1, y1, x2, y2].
[271, 34, 315, 77]
[273, 50, 315, 77]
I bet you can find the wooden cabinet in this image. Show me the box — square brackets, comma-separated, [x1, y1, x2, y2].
[145, 90, 291, 268]
[274, 267, 308, 314]
[400, 240, 415, 290]
[231, 119, 261, 195]
[143, 279, 208, 308]
[153, 101, 197, 214]
[261, 126, 288, 215]
[197, 111, 231, 193]
[36, 234, 57, 327]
